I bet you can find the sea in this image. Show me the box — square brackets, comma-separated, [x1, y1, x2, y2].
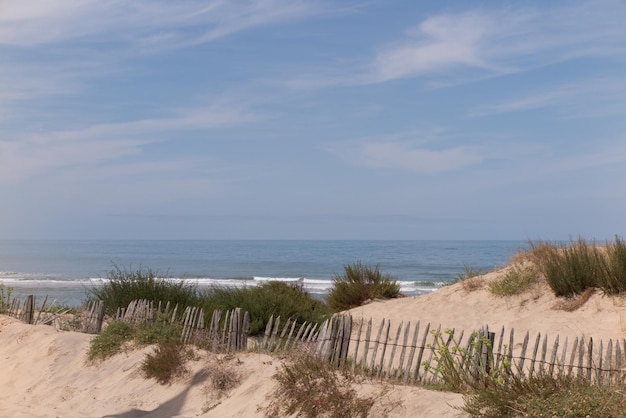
[0, 240, 528, 307]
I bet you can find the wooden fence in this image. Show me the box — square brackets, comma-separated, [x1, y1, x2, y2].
[116, 299, 250, 352]
[4, 294, 106, 333]
[5, 296, 626, 386]
[303, 316, 626, 386]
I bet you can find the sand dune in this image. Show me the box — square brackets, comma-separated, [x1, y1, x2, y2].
[1, 267, 624, 417]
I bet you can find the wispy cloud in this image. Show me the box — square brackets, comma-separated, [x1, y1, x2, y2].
[0, 0, 324, 48]
[288, 1, 626, 88]
[325, 130, 488, 174]
[358, 142, 484, 173]
[0, 103, 258, 185]
[469, 77, 626, 118]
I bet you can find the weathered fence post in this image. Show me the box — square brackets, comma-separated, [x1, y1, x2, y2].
[21, 295, 35, 324]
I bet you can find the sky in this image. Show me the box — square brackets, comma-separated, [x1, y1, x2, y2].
[1, 0, 625, 240]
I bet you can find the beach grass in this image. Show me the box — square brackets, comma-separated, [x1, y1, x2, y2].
[488, 265, 538, 296]
[527, 236, 626, 297]
[326, 262, 401, 311]
[87, 265, 200, 316]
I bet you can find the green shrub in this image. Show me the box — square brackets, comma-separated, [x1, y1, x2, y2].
[87, 265, 199, 316]
[265, 348, 374, 418]
[88, 320, 135, 361]
[135, 315, 182, 345]
[326, 262, 401, 311]
[200, 281, 331, 336]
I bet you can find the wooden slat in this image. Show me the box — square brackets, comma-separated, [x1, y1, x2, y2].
[369, 319, 386, 371]
[548, 335, 559, 378]
[412, 322, 431, 383]
[352, 319, 364, 372]
[538, 334, 548, 376]
[403, 321, 421, 384]
[586, 338, 593, 382]
[395, 321, 411, 379]
[384, 321, 403, 378]
[361, 319, 373, 372]
[376, 319, 391, 377]
[567, 337, 579, 377]
[494, 326, 505, 371]
[598, 339, 614, 385]
[615, 340, 621, 385]
[284, 319, 298, 351]
[269, 316, 281, 352]
[518, 331, 530, 375]
[559, 337, 569, 377]
[529, 332, 541, 378]
[422, 324, 441, 384]
[577, 337, 585, 379]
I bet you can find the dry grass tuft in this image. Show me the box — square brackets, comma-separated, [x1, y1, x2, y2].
[265, 347, 374, 418]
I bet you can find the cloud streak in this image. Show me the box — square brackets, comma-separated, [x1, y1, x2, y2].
[0, 0, 323, 48]
[288, 1, 626, 88]
[0, 103, 258, 184]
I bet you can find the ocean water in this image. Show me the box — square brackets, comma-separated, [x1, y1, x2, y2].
[0, 240, 527, 307]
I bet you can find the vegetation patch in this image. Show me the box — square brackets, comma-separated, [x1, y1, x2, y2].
[326, 262, 401, 311]
[451, 265, 487, 292]
[0, 284, 12, 314]
[528, 236, 626, 297]
[201, 281, 332, 336]
[265, 348, 374, 418]
[88, 320, 135, 361]
[142, 341, 191, 384]
[488, 265, 538, 297]
[463, 375, 626, 418]
[87, 265, 199, 316]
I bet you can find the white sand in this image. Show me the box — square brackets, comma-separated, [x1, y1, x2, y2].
[1, 267, 624, 417]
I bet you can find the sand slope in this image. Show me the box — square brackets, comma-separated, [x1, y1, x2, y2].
[0, 315, 464, 418]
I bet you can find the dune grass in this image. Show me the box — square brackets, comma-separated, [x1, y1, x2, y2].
[528, 236, 626, 297]
[488, 265, 538, 297]
[326, 262, 401, 311]
[87, 265, 199, 316]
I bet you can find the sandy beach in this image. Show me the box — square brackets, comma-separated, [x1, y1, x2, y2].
[1, 266, 625, 417]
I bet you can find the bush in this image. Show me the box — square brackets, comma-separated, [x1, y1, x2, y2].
[200, 281, 332, 336]
[87, 265, 199, 316]
[463, 375, 626, 418]
[142, 341, 190, 384]
[326, 262, 401, 311]
[265, 348, 374, 418]
[88, 320, 135, 361]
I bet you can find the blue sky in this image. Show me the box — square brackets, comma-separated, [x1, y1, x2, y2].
[1, 0, 625, 240]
